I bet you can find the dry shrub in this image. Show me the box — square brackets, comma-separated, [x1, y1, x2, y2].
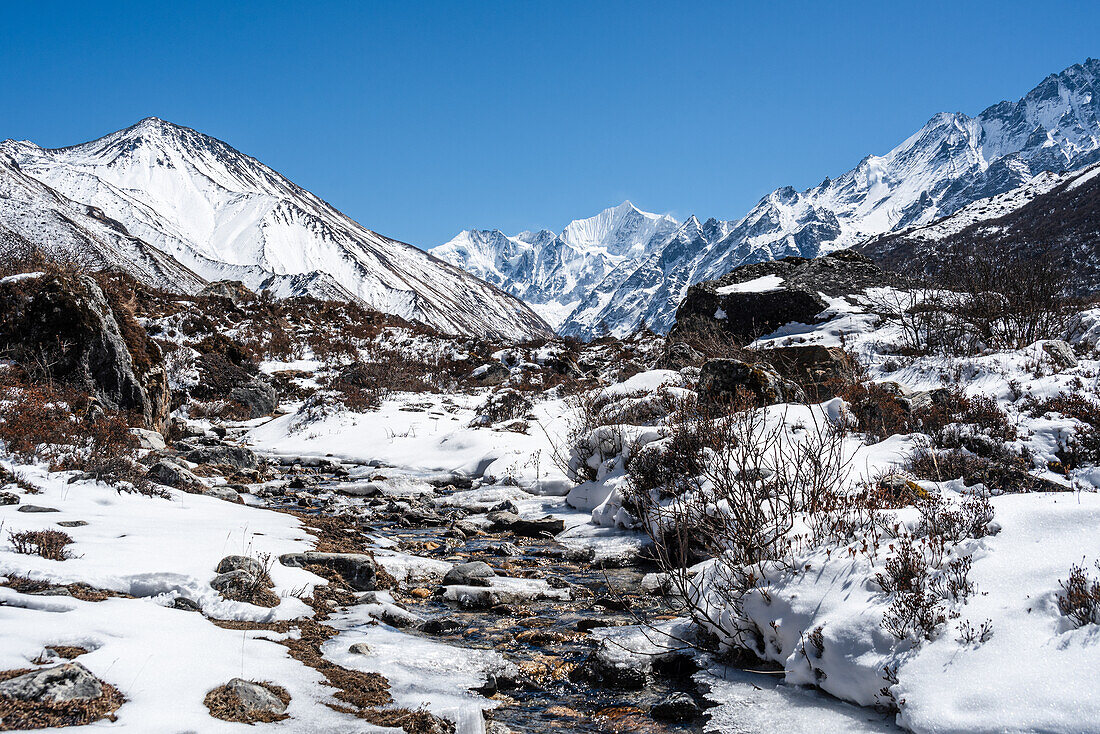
[1058, 561, 1100, 628]
[0, 370, 154, 494]
[0, 668, 124, 730]
[203, 681, 290, 724]
[8, 530, 73, 561]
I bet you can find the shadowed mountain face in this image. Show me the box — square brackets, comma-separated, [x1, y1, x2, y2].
[0, 119, 552, 341]
[434, 59, 1100, 339]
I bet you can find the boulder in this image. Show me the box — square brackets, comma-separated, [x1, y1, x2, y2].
[1042, 340, 1078, 369]
[17, 505, 59, 513]
[442, 561, 496, 586]
[671, 251, 905, 344]
[146, 459, 204, 490]
[348, 642, 372, 655]
[211, 569, 257, 594]
[0, 273, 170, 429]
[129, 428, 167, 450]
[229, 376, 278, 419]
[756, 345, 856, 397]
[185, 445, 260, 471]
[471, 362, 510, 386]
[485, 510, 565, 538]
[651, 692, 701, 721]
[278, 551, 377, 591]
[698, 359, 806, 405]
[222, 678, 287, 716]
[0, 662, 103, 703]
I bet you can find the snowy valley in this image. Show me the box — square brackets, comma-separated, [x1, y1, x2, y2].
[2, 51, 1100, 734]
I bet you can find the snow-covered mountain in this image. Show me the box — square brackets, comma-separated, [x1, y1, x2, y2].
[440, 58, 1100, 338]
[431, 201, 678, 328]
[0, 118, 551, 340]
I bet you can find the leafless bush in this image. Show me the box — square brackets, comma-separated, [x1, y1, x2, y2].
[1057, 560, 1100, 628]
[626, 403, 855, 648]
[8, 530, 74, 561]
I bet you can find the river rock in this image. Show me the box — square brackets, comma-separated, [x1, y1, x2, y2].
[0, 662, 104, 702]
[442, 561, 496, 586]
[651, 692, 701, 721]
[485, 510, 565, 538]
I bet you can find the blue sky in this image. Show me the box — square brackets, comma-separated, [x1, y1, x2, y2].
[3, 1, 1098, 246]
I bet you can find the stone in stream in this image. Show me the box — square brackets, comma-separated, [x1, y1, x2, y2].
[442, 561, 496, 587]
[485, 510, 565, 538]
[278, 551, 377, 591]
[420, 617, 466, 635]
[348, 642, 371, 655]
[0, 662, 104, 702]
[337, 483, 384, 497]
[650, 692, 702, 721]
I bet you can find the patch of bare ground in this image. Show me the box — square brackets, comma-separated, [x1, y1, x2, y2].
[0, 575, 132, 602]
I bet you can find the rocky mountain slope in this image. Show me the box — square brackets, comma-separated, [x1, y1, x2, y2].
[0, 118, 551, 341]
[857, 160, 1100, 289]
[438, 58, 1100, 338]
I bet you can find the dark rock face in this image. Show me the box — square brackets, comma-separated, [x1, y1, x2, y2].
[698, 359, 805, 405]
[0, 273, 169, 429]
[671, 251, 904, 344]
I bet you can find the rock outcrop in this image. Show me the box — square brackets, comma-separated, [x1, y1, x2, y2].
[670, 251, 905, 344]
[0, 273, 169, 429]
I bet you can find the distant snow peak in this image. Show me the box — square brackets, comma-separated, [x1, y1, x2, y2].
[0, 119, 552, 340]
[431, 201, 679, 330]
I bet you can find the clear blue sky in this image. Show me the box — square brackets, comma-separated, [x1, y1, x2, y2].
[3, 1, 1098, 247]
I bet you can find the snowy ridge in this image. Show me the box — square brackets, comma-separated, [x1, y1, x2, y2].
[431, 201, 677, 330]
[0, 119, 551, 341]
[439, 58, 1100, 338]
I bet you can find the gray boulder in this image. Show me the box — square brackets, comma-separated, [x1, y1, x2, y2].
[0, 662, 104, 703]
[229, 377, 278, 419]
[672, 251, 904, 344]
[279, 551, 377, 591]
[129, 428, 167, 450]
[146, 459, 204, 490]
[223, 678, 287, 716]
[186, 445, 260, 471]
[203, 486, 243, 503]
[443, 561, 496, 586]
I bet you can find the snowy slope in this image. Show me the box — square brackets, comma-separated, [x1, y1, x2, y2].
[431, 201, 677, 330]
[439, 58, 1100, 338]
[0, 119, 551, 341]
